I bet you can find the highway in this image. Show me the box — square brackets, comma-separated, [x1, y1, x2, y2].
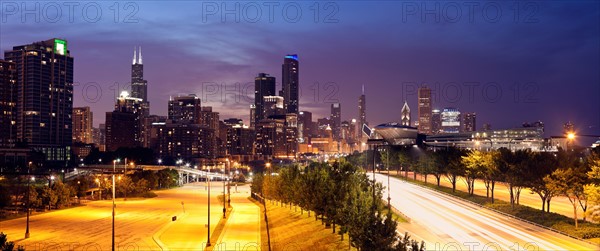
[373, 173, 599, 251]
[406, 171, 587, 220]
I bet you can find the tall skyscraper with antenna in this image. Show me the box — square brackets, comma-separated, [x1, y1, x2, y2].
[131, 46, 150, 147]
[131, 46, 149, 116]
[358, 85, 367, 141]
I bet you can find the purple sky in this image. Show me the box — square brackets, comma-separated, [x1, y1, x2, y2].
[1, 1, 599, 141]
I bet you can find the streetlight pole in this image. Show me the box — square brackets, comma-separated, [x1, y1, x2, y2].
[112, 159, 117, 251]
[25, 161, 32, 239]
[386, 147, 390, 209]
[372, 144, 376, 205]
[222, 167, 226, 219]
[227, 158, 231, 208]
[207, 173, 211, 247]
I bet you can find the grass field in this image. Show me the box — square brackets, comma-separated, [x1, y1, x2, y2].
[258, 200, 355, 251]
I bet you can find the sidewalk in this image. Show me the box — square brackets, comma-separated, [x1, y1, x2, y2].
[213, 185, 261, 251]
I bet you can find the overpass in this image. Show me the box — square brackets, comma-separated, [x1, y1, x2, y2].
[65, 165, 230, 185]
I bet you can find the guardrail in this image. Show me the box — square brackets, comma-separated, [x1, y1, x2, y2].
[252, 192, 271, 251]
[400, 176, 598, 246]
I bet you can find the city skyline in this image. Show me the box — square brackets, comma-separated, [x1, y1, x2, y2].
[2, 2, 600, 250]
[1, 1, 598, 139]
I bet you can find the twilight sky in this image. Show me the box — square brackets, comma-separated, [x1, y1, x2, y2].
[1, 1, 599, 140]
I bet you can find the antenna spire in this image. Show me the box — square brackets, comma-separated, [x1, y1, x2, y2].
[133, 46, 137, 65]
[139, 46, 143, 65]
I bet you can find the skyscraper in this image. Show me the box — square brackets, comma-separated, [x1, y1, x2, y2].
[131, 47, 150, 147]
[105, 91, 143, 151]
[298, 111, 313, 142]
[226, 124, 255, 156]
[358, 85, 367, 140]
[199, 106, 220, 156]
[0, 60, 16, 147]
[73, 107, 93, 144]
[401, 101, 411, 127]
[264, 96, 285, 118]
[418, 86, 432, 134]
[331, 103, 341, 140]
[4, 39, 74, 164]
[254, 73, 276, 126]
[441, 108, 461, 133]
[431, 109, 441, 135]
[168, 94, 201, 123]
[131, 47, 149, 109]
[249, 105, 256, 128]
[282, 54, 299, 114]
[463, 112, 476, 132]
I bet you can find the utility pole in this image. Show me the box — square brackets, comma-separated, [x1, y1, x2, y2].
[25, 161, 32, 239]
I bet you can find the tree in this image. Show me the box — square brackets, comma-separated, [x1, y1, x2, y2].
[40, 186, 58, 210]
[480, 151, 500, 202]
[525, 152, 558, 212]
[461, 150, 482, 196]
[439, 148, 465, 193]
[0, 185, 12, 209]
[396, 232, 426, 251]
[250, 173, 264, 195]
[461, 150, 498, 199]
[428, 151, 446, 187]
[417, 152, 436, 184]
[27, 185, 41, 209]
[116, 175, 135, 198]
[545, 167, 586, 228]
[497, 148, 529, 209]
[0, 232, 24, 251]
[583, 153, 600, 220]
[397, 150, 412, 179]
[69, 177, 90, 203]
[52, 180, 74, 208]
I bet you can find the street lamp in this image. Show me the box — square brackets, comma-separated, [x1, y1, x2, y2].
[222, 168, 226, 219]
[206, 175, 212, 247]
[567, 132, 576, 151]
[95, 178, 101, 200]
[112, 159, 119, 251]
[25, 161, 32, 238]
[235, 170, 239, 193]
[226, 158, 231, 208]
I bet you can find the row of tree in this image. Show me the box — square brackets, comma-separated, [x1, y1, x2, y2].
[251, 161, 424, 251]
[0, 169, 180, 213]
[348, 146, 600, 228]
